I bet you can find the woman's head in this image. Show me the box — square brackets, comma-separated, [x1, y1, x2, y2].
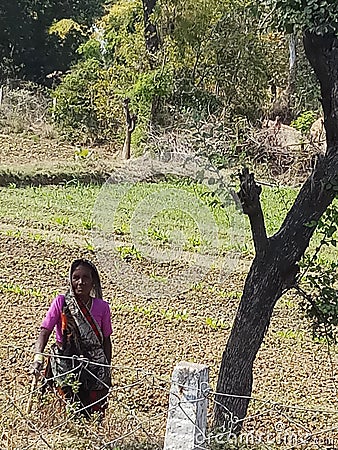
[70, 259, 103, 300]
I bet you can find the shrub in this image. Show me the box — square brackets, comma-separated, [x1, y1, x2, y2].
[0, 81, 54, 136]
[53, 59, 123, 142]
[291, 110, 317, 135]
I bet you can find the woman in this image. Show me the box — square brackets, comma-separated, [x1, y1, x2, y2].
[33, 259, 112, 416]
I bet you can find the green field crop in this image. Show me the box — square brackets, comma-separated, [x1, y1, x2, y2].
[0, 183, 98, 232]
[0, 181, 335, 266]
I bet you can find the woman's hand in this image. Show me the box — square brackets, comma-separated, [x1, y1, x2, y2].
[32, 327, 52, 375]
[32, 354, 44, 375]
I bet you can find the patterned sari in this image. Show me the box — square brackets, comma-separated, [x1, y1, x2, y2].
[48, 290, 111, 415]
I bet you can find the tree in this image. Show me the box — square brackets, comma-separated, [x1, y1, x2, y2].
[0, 0, 106, 83]
[214, 0, 338, 430]
[53, 0, 289, 142]
[0, 0, 32, 79]
[141, 0, 160, 66]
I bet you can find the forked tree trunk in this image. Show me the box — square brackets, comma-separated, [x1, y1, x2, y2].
[121, 98, 136, 160]
[214, 31, 338, 430]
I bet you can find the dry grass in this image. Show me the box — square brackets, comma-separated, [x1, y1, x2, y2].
[0, 229, 337, 449]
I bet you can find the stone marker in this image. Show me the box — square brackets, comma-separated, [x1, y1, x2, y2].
[164, 361, 209, 450]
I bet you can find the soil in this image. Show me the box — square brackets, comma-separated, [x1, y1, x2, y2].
[0, 133, 337, 450]
[0, 132, 120, 186]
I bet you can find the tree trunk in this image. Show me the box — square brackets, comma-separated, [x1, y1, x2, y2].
[121, 98, 136, 160]
[141, 0, 160, 68]
[214, 31, 338, 431]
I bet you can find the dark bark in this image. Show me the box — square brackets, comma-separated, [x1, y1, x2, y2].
[303, 32, 338, 155]
[214, 31, 338, 431]
[121, 98, 136, 160]
[237, 168, 268, 255]
[141, 0, 160, 68]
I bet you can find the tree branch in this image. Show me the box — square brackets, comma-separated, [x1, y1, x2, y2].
[238, 168, 268, 255]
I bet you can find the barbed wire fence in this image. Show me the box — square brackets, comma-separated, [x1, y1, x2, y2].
[1, 345, 337, 450]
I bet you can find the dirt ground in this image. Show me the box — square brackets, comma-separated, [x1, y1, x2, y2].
[0, 132, 118, 166]
[0, 135, 337, 450]
[0, 132, 121, 186]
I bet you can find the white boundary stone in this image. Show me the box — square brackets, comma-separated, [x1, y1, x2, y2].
[164, 361, 209, 450]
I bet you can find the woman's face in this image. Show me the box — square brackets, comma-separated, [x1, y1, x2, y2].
[71, 264, 94, 300]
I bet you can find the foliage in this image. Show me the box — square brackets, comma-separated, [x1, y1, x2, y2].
[116, 245, 143, 261]
[156, 0, 288, 120]
[205, 317, 229, 330]
[263, 0, 338, 34]
[211, 8, 284, 119]
[53, 0, 173, 142]
[0, 0, 106, 82]
[290, 40, 321, 117]
[53, 0, 289, 143]
[53, 59, 123, 141]
[301, 261, 338, 342]
[259, 2, 328, 120]
[131, 68, 173, 122]
[49, 18, 84, 40]
[291, 110, 317, 134]
[300, 203, 338, 342]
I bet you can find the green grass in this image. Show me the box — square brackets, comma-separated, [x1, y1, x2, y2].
[0, 281, 44, 298]
[94, 179, 250, 257]
[260, 186, 298, 236]
[0, 180, 336, 267]
[0, 183, 98, 233]
[0, 182, 295, 242]
[275, 329, 306, 340]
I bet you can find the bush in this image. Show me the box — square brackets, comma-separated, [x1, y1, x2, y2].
[0, 81, 54, 136]
[53, 59, 123, 142]
[52, 0, 290, 147]
[291, 110, 317, 135]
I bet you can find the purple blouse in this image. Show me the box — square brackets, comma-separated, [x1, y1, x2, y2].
[41, 294, 113, 343]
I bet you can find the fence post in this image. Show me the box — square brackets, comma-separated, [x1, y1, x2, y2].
[164, 361, 209, 450]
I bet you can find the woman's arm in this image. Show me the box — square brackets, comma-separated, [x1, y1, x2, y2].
[32, 327, 52, 372]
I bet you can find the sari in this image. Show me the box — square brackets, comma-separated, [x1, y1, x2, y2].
[48, 290, 111, 415]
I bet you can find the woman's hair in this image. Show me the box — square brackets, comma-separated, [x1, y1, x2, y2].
[70, 258, 103, 299]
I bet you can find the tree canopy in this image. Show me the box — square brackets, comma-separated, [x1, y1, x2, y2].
[264, 0, 338, 34]
[3, 0, 324, 144]
[0, 0, 106, 82]
[51, 0, 290, 142]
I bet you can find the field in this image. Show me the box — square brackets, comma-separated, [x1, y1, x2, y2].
[0, 135, 337, 449]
